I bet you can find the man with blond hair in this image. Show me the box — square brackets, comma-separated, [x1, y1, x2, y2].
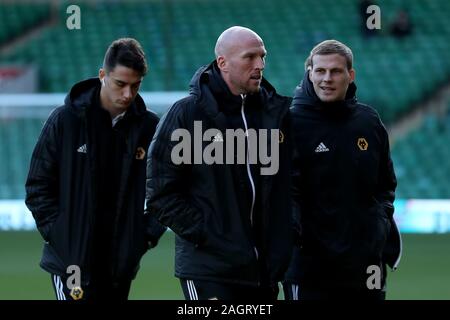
[283, 40, 402, 300]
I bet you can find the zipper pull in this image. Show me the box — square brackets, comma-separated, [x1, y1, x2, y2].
[254, 246, 259, 260]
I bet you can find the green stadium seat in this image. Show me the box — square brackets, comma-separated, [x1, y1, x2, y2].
[392, 114, 450, 199]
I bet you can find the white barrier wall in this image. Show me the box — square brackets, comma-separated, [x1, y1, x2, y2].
[1, 199, 450, 233]
[0, 91, 187, 118]
[0, 200, 36, 230]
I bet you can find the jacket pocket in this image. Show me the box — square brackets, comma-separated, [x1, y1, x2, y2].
[197, 227, 254, 269]
[182, 200, 207, 247]
[48, 212, 63, 245]
[362, 203, 391, 260]
[38, 220, 55, 242]
[41, 241, 68, 276]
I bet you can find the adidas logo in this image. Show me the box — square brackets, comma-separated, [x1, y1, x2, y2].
[212, 132, 223, 142]
[77, 144, 87, 153]
[315, 142, 329, 153]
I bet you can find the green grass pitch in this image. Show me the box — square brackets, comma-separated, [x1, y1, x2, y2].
[0, 231, 449, 300]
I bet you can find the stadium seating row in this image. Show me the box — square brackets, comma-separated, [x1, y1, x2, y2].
[0, 3, 50, 45]
[1, 0, 449, 123]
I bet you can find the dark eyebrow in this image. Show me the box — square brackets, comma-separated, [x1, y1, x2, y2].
[113, 78, 141, 86]
[113, 79, 126, 85]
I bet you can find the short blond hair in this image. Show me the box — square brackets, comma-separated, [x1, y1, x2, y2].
[305, 39, 353, 71]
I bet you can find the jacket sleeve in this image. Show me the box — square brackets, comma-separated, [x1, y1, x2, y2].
[145, 101, 205, 245]
[25, 108, 62, 241]
[288, 111, 302, 246]
[375, 122, 397, 218]
[142, 112, 167, 248]
[291, 152, 302, 246]
[143, 211, 167, 248]
[377, 121, 402, 270]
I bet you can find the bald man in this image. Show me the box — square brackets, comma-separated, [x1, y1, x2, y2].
[146, 26, 295, 300]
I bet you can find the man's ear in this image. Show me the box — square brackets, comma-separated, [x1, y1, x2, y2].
[217, 56, 227, 72]
[349, 68, 355, 83]
[99, 68, 105, 85]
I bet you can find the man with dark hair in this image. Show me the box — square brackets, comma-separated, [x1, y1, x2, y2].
[25, 38, 166, 300]
[146, 26, 294, 300]
[283, 40, 402, 300]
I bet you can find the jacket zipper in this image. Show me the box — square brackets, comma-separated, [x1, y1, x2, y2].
[110, 121, 139, 283]
[240, 95, 259, 266]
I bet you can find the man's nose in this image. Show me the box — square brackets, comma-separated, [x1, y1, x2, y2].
[123, 86, 132, 99]
[323, 71, 332, 81]
[255, 57, 265, 70]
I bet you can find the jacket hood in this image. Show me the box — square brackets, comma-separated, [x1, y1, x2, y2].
[292, 70, 358, 114]
[64, 77, 147, 117]
[188, 61, 278, 105]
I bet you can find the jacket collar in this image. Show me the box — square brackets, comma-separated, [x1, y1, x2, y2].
[64, 77, 147, 118]
[188, 61, 283, 122]
[292, 70, 358, 115]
